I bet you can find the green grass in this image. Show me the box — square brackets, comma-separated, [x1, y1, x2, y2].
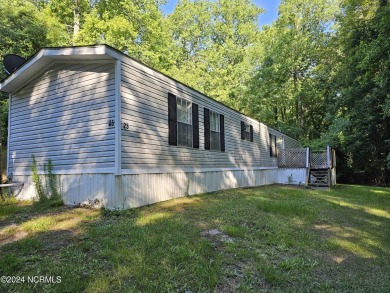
[0, 185, 389, 292]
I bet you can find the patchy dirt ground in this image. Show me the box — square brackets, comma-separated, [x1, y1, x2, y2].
[0, 203, 98, 248]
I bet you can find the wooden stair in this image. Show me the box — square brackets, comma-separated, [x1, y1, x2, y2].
[308, 169, 330, 188]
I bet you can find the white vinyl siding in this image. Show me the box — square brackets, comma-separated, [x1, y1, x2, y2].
[120, 57, 300, 171]
[8, 62, 116, 174]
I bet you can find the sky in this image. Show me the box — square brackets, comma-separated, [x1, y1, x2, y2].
[160, 0, 281, 27]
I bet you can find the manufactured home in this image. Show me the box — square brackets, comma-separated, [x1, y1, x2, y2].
[0, 45, 310, 209]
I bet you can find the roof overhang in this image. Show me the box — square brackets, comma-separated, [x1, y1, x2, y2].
[0, 45, 121, 93]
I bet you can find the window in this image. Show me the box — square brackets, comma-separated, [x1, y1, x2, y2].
[241, 122, 253, 142]
[177, 97, 192, 147]
[210, 111, 220, 150]
[204, 108, 225, 151]
[269, 133, 277, 157]
[168, 93, 199, 148]
[244, 124, 250, 140]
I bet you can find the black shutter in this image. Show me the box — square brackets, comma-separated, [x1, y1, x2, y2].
[168, 93, 177, 146]
[241, 121, 245, 140]
[250, 125, 253, 142]
[220, 114, 225, 152]
[192, 103, 199, 148]
[204, 108, 210, 150]
[273, 135, 277, 157]
[269, 133, 272, 156]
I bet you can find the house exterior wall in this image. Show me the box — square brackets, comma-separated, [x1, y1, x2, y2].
[118, 169, 306, 209]
[8, 62, 116, 176]
[119, 57, 300, 173]
[12, 168, 306, 209]
[3, 45, 305, 209]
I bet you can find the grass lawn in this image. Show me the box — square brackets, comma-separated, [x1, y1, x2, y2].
[0, 185, 389, 292]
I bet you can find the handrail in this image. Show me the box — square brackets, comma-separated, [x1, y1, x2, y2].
[0, 182, 24, 187]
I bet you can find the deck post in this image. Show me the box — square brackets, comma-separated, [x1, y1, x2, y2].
[327, 146, 332, 187]
[305, 147, 310, 187]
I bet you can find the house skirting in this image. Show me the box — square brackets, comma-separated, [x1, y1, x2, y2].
[12, 168, 306, 209]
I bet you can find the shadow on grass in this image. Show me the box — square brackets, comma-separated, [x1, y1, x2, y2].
[0, 185, 389, 292]
[0, 197, 64, 225]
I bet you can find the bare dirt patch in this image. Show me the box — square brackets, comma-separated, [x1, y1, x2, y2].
[201, 229, 235, 244]
[0, 229, 28, 247]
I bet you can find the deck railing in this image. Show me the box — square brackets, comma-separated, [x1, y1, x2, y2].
[277, 148, 307, 168]
[278, 146, 333, 170]
[278, 146, 336, 187]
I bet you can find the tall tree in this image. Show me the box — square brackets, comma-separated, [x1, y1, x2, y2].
[75, 0, 174, 71]
[42, 0, 93, 44]
[0, 0, 52, 63]
[327, 0, 390, 185]
[167, 0, 263, 109]
[247, 0, 339, 140]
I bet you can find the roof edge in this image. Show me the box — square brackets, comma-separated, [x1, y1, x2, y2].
[0, 45, 117, 93]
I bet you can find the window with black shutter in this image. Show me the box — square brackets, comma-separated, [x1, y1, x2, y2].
[168, 93, 198, 148]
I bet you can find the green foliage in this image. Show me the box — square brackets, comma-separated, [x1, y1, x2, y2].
[75, 0, 174, 71]
[31, 155, 47, 202]
[31, 156, 63, 204]
[44, 159, 62, 202]
[0, 0, 47, 79]
[328, 0, 390, 185]
[0, 100, 8, 148]
[246, 0, 339, 141]
[167, 0, 263, 108]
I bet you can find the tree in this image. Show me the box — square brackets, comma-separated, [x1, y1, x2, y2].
[0, 0, 54, 65]
[34, 0, 93, 44]
[75, 0, 174, 71]
[327, 0, 390, 185]
[246, 0, 339, 140]
[167, 0, 263, 109]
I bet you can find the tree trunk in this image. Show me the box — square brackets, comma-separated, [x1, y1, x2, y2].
[73, 0, 80, 44]
[293, 70, 299, 126]
[274, 106, 278, 122]
[300, 95, 304, 130]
